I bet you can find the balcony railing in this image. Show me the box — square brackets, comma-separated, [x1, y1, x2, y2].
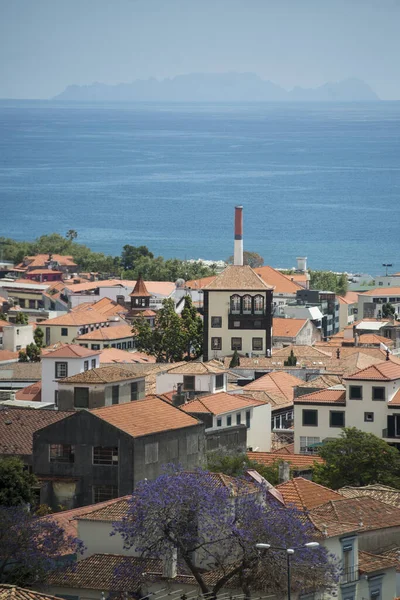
[340, 565, 359, 584]
[229, 310, 266, 316]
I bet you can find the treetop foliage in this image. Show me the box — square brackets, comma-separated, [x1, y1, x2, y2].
[309, 270, 348, 296]
[313, 427, 400, 489]
[207, 450, 281, 485]
[0, 458, 38, 507]
[227, 250, 264, 268]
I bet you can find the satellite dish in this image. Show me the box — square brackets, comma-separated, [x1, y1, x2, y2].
[175, 278, 185, 289]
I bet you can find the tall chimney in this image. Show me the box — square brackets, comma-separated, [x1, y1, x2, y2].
[234, 206, 243, 266]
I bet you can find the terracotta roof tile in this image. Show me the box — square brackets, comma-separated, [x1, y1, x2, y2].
[361, 286, 400, 296]
[129, 275, 152, 297]
[0, 585, 64, 600]
[99, 348, 156, 364]
[294, 388, 346, 405]
[39, 310, 110, 327]
[14, 382, 42, 402]
[78, 497, 131, 522]
[92, 395, 201, 437]
[254, 265, 302, 293]
[242, 371, 304, 399]
[272, 318, 308, 338]
[42, 343, 101, 358]
[0, 407, 70, 456]
[339, 484, 400, 508]
[390, 389, 400, 406]
[276, 477, 342, 510]
[23, 254, 77, 268]
[380, 547, 400, 572]
[358, 551, 397, 574]
[76, 324, 134, 341]
[345, 361, 400, 381]
[0, 363, 41, 381]
[59, 365, 144, 384]
[72, 297, 128, 317]
[247, 452, 324, 470]
[241, 389, 293, 409]
[272, 442, 295, 454]
[166, 361, 226, 375]
[203, 265, 274, 291]
[0, 350, 19, 363]
[299, 374, 343, 389]
[184, 275, 218, 289]
[182, 391, 265, 415]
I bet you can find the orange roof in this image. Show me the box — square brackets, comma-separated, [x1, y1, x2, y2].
[276, 477, 342, 510]
[272, 318, 308, 338]
[242, 371, 304, 400]
[203, 265, 273, 291]
[92, 395, 201, 437]
[65, 279, 175, 296]
[272, 442, 295, 454]
[390, 389, 400, 406]
[247, 451, 323, 470]
[39, 309, 109, 327]
[181, 391, 264, 415]
[0, 350, 19, 363]
[283, 273, 309, 284]
[254, 265, 302, 294]
[130, 275, 152, 297]
[23, 254, 77, 268]
[0, 319, 10, 330]
[76, 324, 134, 341]
[42, 343, 101, 358]
[357, 333, 394, 346]
[185, 275, 218, 289]
[0, 584, 66, 600]
[361, 287, 400, 296]
[27, 269, 63, 275]
[345, 361, 400, 381]
[72, 297, 128, 317]
[294, 388, 346, 405]
[339, 291, 359, 305]
[15, 382, 42, 402]
[99, 348, 156, 364]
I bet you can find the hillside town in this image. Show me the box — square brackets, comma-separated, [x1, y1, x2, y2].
[1, 207, 400, 600]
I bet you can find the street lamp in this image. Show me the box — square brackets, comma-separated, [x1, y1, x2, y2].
[382, 263, 393, 277]
[256, 542, 320, 600]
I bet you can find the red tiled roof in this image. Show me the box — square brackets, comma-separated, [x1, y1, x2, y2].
[242, 371, 304, 400]
[0, 350, 19, 363]
[22, 254, 77, 268]
[76, 324, 134, 341]
[272, 318, 308, 338]
[42, 343, 101, 358]
[358, 551, 397, 574]
[272, 442, 295, 454]
[15, 382, 42, 402]
[0, 407, 70, 456]
[390, 389, 400, 406]
[345, 361, 400, 381]
[0, 585, 64, 600]
[276, 477, 342, 510]
[181, 391, 265, 415]
[294, 388, 346, 405]
[92, 395, 201, 437]
[361, 287, 400, 296]
[203, 265, 274, 291]
[247, 451, 324, 470]
[254, 265, 302, 293]
[39, 310, 109, 327]
[129, 275, 152, 297]
[99, 348, 156, 364]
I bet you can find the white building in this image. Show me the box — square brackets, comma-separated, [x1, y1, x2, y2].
[294, 360, 400, 453]
[0, 323, 34, 352]
[358, 287, 400, 319]
[41, 343, 101, 404]
[156, 362, 228, 396]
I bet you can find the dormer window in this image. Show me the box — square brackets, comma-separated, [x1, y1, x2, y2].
[242, 295, 252, 314]
[230, 295, 241, 314]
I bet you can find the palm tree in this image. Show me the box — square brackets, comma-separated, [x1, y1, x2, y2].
[66, 229, 78, 242]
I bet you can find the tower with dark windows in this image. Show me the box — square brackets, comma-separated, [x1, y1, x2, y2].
[129, 274, 151, 310]
[202, 207, 273, 361]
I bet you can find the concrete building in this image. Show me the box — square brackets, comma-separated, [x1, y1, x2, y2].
[284, 289, 340, 339]
[272, 317, 321, 347]
[156, 361, 228, 396]
[358, 287, 400, 319]
[39, 310, 125, 346]
[75, 324, 136, 351]
[0, 323, 34, 352]
[33, 396, 205, 508]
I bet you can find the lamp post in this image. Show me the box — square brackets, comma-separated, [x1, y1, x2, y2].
[382, 263, 393, 277]
[256, 542, 320, 600]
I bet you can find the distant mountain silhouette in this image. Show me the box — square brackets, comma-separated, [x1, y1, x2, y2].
[54, 73, 380, 102]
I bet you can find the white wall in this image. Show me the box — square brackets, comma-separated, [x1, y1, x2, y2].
[209, 403, 271, 451]
[42, 353, 100, 403]
[2, 324, 34, 352]
[156, 372, 226, 395]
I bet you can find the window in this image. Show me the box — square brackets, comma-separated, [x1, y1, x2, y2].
[227, 415, 232, 426]
[236, 413, 241, 425]
[299, 436, 320, 454]
[372, 387, 385, 401]
[302, 409, 318, 426]
[183, 376, 195, 391]
[217, 417, 222, 427]
[330, 411, 345, 428]
[29, 299, 35, 309]
[242, 295, 252, 314]
[211, 316, 222, 328]
[231, 337, 242, 351]
[166, 439, 179, 460]
[54, 390, 58, 407]
[55, 362, 68, 378]
[84, 360, 89, 371]
[131, 381, 140, 401]
[91, 359, 96, 369]
[91, 344, 100, 350]
[112, 385, 119, 405]
[61, 328, 68, 337]
[252, 337, 263, 351]
[349, 385, 362, 400]
[364, 412, 374, 422]
[93, 485, 118, 503]
[215, 374, 224, 390]
[19, 299, 26, 308]
[49, 444, 74, 463]
[254, 295, 264, 314]
[211, 337, 222, 351]
[187, 434, 199, 455]
[74, 387, 89, 408]
[233, 321, 241, 328]
[230, 294, 241, 314]
[253, 320, 262, 329]
[245, 410, 251, 428]
[145, 442, 159, 464]
[93, 446, 118, 465]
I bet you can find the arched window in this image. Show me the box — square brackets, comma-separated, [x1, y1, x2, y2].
[230, 294, 241, 314]
[242, 295, 252, 314]
[254, 295, 264, 314]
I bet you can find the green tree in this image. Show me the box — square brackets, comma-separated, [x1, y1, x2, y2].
[18, 350, 28, 362]
[15, 313, 28, 325]
[134, 298, 188, 362]
[25, 343, 41, 362]
[65, 229, 78, 242]
[284, 349, 297, 366]
[207, 451, 280, 485]
[337, 273, 348, 296]
[227, 250, 264, 268]
[33, 326, 44, 348]
[229, 349, 240, 368]
[382, 302, 396, 318]
[120, 244, 154, 270]
[309, 270, 348, 295]
[0, 458, 38, 506]
[181, 295, 203, 358]
[313, 428, 400, 489]
[0, 313, 7, 321]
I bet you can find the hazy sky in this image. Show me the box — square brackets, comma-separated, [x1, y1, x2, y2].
[1, 0, 399, 100]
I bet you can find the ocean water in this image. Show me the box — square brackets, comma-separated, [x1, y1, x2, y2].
[0, 100, 399, 274]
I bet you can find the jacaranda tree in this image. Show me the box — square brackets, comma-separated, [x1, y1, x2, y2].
[113, 467, 338, 598]
[0, 506, 84, 586]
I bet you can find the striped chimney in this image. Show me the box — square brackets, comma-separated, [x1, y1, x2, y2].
[234, 205, 243, 266]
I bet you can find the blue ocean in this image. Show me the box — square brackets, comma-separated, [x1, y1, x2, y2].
[0, 101, 399, 274]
